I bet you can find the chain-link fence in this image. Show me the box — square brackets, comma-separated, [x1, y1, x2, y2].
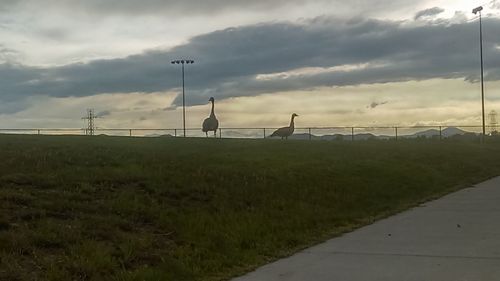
[0, 125, 496, 140]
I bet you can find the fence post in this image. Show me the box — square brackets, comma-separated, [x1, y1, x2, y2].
[308, 128, 312, 140]
[395, 127, 398, 141]
[439, 126, 442, 140]
[351, 127, 354, 141]
[263, 128, 266, 139]
[219, 128, 222, 139]
[129, 129, 132, 137]
[37, 129, 40, 135]
[174, 129, 177, 137]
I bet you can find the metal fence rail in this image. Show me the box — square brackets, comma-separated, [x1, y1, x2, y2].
[0, 125, 496, 140]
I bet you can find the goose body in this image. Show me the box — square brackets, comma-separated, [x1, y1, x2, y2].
[202, 97, 219, 137]
[270, 113, 298, 139]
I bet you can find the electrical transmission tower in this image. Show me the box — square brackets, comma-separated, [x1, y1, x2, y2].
[489, 110, 498, 135]
[82, 109, 99, 136]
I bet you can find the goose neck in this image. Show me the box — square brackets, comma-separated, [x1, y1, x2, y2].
[289, 115, 295, 128]
[210, 100, 215, 117]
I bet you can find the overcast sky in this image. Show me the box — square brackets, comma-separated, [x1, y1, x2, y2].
[1, 0, 500, 133]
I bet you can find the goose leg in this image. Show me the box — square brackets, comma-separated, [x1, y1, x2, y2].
[205, 132, 208, 137]
[214, 130, 217, 138]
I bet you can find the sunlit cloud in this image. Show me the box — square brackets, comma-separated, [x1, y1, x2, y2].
[255, 63, 378, 81]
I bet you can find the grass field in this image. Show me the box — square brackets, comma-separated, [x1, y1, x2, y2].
[0, 134, 499, 281]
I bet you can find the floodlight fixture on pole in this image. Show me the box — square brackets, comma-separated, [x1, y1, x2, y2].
[472, 6, 486, 138]
[171, 59, 195, 137]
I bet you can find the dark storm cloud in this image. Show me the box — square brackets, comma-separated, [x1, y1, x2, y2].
[96, 110, 111, 117]
[1, 16, 500, 111]
[414, 7, 445, 20]
[368, 101, 389, 109]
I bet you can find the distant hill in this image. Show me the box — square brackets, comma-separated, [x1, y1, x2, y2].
[408, 127, 469, 138]
[287, 127, 472, 141]
[442, 127, 470, 137]
[223, 131, 262, 138]
[144, 134, 174, 138]
[145, 126, 473, 140]
[289, 133, 388, 141]
[410, 129, 440, 138]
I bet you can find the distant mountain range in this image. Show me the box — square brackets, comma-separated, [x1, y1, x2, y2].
[410, 127, 469, 138]
[144, 133, 175, 138]
[141, 127, 476, 140]
[288, 127, 474, 141]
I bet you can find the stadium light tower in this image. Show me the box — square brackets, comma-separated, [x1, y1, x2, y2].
[171, 59, 195, 137]
[473, 6, 485, 137]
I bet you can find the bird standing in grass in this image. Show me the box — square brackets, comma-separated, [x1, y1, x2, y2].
[202, 97, 219, 137]
[270, 113, 299, 140]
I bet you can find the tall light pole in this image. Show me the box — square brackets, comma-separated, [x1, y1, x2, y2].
[171, 59, 195, 137]
[473, 6, 485, 137]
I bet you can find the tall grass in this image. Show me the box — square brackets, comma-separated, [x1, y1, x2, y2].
[0, 135, 499, 280]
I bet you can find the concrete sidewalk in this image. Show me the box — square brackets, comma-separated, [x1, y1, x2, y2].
[233, 177, 500, 281]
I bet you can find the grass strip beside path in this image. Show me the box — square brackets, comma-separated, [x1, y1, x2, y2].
[0, 135, 499, 280]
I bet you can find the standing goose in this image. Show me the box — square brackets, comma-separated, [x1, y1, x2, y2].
[202, 97, 219, 137]
[270, 113, 299, 140]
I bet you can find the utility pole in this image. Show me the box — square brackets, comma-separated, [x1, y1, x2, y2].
[473, 6, 486, 138]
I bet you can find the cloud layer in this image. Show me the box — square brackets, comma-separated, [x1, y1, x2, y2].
[1, 15, 500, 112]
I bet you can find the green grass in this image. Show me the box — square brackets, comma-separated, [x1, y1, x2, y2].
[0, 134, 500, 280]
